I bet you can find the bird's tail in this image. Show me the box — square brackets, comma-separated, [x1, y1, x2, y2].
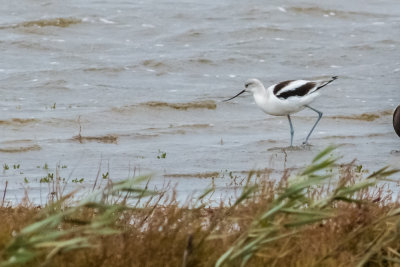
[316, 76, 338, 90]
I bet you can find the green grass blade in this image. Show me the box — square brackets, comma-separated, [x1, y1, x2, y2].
[311, 145, 337, 163]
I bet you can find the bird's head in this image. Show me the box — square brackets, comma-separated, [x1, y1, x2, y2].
[244, 78, 264, 94]
[223, 78, 264, 102]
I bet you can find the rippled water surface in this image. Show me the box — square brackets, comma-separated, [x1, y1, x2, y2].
[1, 0, 399, 203]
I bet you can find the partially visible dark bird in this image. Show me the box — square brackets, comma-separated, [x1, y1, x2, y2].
[394, 105, 400, 137]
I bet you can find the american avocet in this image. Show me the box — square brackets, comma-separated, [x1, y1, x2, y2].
[224, 76, 338, 146]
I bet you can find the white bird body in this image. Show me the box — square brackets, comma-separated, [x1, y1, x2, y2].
[224, 76, 338, 146]
[253, 80, 321, 116]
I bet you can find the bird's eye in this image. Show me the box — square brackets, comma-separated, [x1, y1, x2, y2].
[245, 83, 250, 88]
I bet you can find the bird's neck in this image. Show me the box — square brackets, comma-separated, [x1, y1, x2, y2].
[254, 85, 269, 99]
[253, 86, 269, 107]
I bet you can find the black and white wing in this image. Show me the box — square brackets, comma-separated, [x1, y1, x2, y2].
[273, 76, 337, 100]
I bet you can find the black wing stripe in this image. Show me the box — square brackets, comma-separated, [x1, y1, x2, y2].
[273, 80, 294, 95]
[276, 82, 316, 99]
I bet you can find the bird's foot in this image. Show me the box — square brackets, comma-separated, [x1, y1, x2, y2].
[302, 141, 312, 148]
[282, 145, 304, 151]
[269, 145, 298, 151]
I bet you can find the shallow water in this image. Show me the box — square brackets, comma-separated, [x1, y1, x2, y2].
[0, 0, 399, 203]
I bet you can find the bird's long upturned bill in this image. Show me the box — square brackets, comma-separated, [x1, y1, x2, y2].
[223, 89, 246, 102]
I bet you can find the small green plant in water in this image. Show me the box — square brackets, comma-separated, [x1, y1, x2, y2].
[3, 164, 9, 171]
[40, 177, 50, 183]
[40, 173, 54, 183]
[102, 172, 109, 179]
[356, 165, 363, 173]
[157, 149, 167, 159]
[13, 164, 20, 169]
[43, 163, 49, 170]
[72, 178, 85, 183]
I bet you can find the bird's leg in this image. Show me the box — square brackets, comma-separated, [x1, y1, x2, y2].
[287, 114, 294, 147]
[303, 105, 323, 145]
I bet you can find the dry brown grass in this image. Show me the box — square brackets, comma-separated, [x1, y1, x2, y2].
[1, 193, 398, 267]
[0, 148, 399, 267]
